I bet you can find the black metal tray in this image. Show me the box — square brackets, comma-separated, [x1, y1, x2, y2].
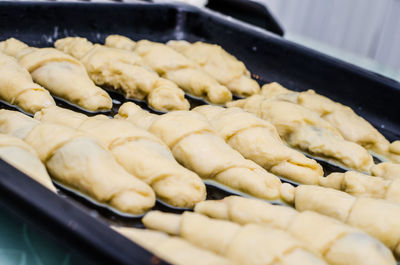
[0, 1, 400, 265]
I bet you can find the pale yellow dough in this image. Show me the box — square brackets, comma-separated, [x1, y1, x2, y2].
[293, 185, 400, 257]
[167, 40, 260, 97]
[105, 35, 232, 104]
[114, 227, 232, 265]
[35, 106, 206, 208]
[0, 38, 112, 112]
[372, 162, 400, 180]
[0, 133, 56, 192]
[55, 37, 189, 112]
[0, 52, 55, 113]
[261, 82, 400, 163]
[143, 211, 327, 265]
[0, 109, 155, 214]
[228, 95, 374, 172]
[116, 102, 284, 201]
[320, 171, 400, 204]
[194, 196, 396, 265]
[194, 105, 323, 184]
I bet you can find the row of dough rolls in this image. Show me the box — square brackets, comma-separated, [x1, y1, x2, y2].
[54, 37, 190, 112]
[104, 35, 234, 104]
[0, 38, 112, 112]
[141, 210, 328, 265]
[116, 102, 295, 202]
[260, 82, 400, 163]
[278, 184, 400, 257]
[35, 105, 206, 208]
[0, 109, 155, 214]
[194, 195, 396, 265]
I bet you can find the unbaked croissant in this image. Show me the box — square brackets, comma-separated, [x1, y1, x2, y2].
[0, 38, 112, 112]
[0, 52, 55, 114]
[195, 196, 396, 265]
[55, 37, 189, 112]
[142, 211, 328, 265]
[288, 185, 400, 257]
[35, 106, 206, 208]
[105, 35, 232, 104]
[0, 109, 155, 214]
[372, 162, 400, 180]
[116, 102, 285, 201]
[261, 82, 400, 163]
[167, 40, 260, 97]
[194, 105, 323, 184]
[114, 227, 232, 265]
[227, 95, 374, 172]
[319, 171, 400, 204]
[0, 133, 56, 192]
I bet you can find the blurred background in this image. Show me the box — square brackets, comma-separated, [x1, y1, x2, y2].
[259, 0, 400, 81]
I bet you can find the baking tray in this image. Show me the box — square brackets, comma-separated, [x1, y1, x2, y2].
[0, 1, 400, 265]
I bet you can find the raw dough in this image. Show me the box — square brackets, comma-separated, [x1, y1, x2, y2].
[228, 95, 374, 172]
[194, 105, 323, 184]
[143, 211, 327, 265]
[105, 35, 232, 104]
[0, 52, 55, 113]
[116, 102, 283, 201]
[0, 133, 56, 192]
[0, 109, 155, 214]
[35, 106, 206, 208]
[0, 38, 112, 112]
[55, 37, 189, 111]
[167, 40, 260, 97]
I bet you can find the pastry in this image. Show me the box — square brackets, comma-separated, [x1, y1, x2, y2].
[142, 211, 328, 265]
[105, 35, 232, 104]
[35, 106, 206, 208]
[372, 162, 400, 180]
[0, 109, 155, 214]
[261, 82, 400, 163]
[167, 40, 260, 97]
[194, 105, 323, 184]
[0, 52, 55, 114]
[0, 38, 112, 112]
[0, 133, 56, 192]
[320, 171, 400, 204]
[195, 196, 396, 265]
[114, 227, 231, 265]
[116, 102, 284, 201]
[228, 96, 374, 172]
[290, 185, 400, 257]
[54, 37, 189, 112]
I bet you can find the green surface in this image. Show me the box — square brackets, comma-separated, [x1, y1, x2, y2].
[0, 205, 87, 265]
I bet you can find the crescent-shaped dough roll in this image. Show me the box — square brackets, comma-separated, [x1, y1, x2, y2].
[372, 162, 400, 180]
[261, 82, 400, 162]
[35, 106, 206, 208]
[319, 171, 400, 204]
[195, 196, 396, 265]
[227, 96, 374, 172]
[194, 105, 323, 184]
[167, 40, 260, 97]
[114, 227, 232, 265]
[0, 133, 56, 192]
[143, 211, 327, 265]
[116, 102, 284, 201]
[105, 35, 232, 104]
[55, 37, 189, 112]
[0, 109, 155, 214]
[293, 185, 400, 257]
[0, 38, 112, 112]
[0, 52, 55, 113]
